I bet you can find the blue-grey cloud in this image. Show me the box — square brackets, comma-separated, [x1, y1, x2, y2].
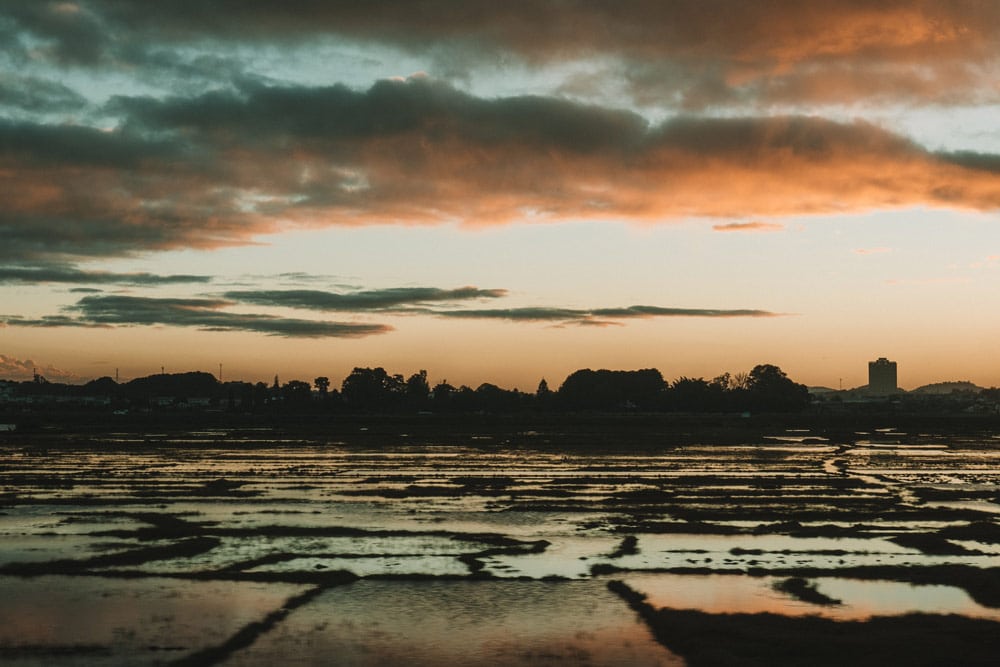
[3, 295, 391, 339]
[0, 265, 211, 285]
[2, 314, 111, 329]
[436, 305, 780, 325]
[0, 75, 87, 113]
[225, 286, 508, 311]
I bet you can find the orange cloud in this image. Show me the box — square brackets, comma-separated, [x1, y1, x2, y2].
[5, 79, 1000, 261]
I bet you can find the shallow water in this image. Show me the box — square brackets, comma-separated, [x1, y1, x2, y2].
[1, 435, 998, 664]
[0, 576, 307, 666]
[621, 573, 1000, 621]
[223, 580, 683, 666]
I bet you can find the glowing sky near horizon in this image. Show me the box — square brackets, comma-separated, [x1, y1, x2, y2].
[2, 1, 1000, 390]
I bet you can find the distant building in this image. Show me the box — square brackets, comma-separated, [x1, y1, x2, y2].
[868, 357, 898, 395]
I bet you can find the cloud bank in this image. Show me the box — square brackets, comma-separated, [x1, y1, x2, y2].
[5, 77, 1000, 262]
[0, 354, 79, 382]
[6, 2, 1000, 108]
[3, 285, 781, 337]
[1, 295, 392, 339]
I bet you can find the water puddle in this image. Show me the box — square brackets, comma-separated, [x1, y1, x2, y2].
[223, 579, 682, 666]
[0, 576, 306, 665]
[621, 573, 1000, 621]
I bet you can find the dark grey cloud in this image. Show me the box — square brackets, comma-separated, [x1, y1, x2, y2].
[112, 77, 646, 153]
[941, 150, 1000, 174]
[590, 306, 778, 318]
[0, 119, 186, 169]
[0, 75, 87, 113]
[0, 265, 211, 285]
[59, 295, 391, 338]
[0, 2, 108, 65]
[225, 286, 507, 311]
[5, 2, 998, 109]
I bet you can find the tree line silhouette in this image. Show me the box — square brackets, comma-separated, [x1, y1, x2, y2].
[2, 364, 811, 414]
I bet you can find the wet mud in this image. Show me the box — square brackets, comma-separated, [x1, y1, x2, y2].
[1, 427, 998, 664]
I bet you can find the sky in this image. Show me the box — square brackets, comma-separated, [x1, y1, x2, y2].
[2, 1, 1000, 390]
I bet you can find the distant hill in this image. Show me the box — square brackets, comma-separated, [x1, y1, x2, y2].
[807, 386, 838, 394]
[910, 381, 983, 395]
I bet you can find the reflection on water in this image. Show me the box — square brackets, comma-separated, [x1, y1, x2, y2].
[1, 435, 998, 664]
[0, 576, 306, 665]
[224, 580, 683, 666]
[622, 573, 1000, 621]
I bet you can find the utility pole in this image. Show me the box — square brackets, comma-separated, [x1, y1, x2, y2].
[219, 363, 223, 382]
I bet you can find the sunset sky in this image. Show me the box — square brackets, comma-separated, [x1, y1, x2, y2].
[3, 1, 1000, 390]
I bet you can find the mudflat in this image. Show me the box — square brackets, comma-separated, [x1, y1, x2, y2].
[1, 423, 998, 665]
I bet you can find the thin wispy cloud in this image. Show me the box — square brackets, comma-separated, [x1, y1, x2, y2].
[4, 296, 392, 339]
[225, 287, 508, 312]
[853, 247, 892, 255]
[713, 222, 785, 233]
[0, 265, 211, 285]
[222, 287, 782, 325]
[4, 286, 781, 337]
[434, 305, 780, 326]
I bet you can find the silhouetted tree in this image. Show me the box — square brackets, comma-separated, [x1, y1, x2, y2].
[474, 383, 522, 412]
[451, 385, 477, 412]
[314, 376, 330, 395]
[431, 381, 455, 409]
[341, 367, 405, 410]
[405, 370, 430, 408]
[252, 382, 269, 410]
[558, 368, 666, 411]
[670, 377, 715, 411]
[535, 378, 553, 410]
[745, 364, 810, 412]
[281, 380, 313, 409]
